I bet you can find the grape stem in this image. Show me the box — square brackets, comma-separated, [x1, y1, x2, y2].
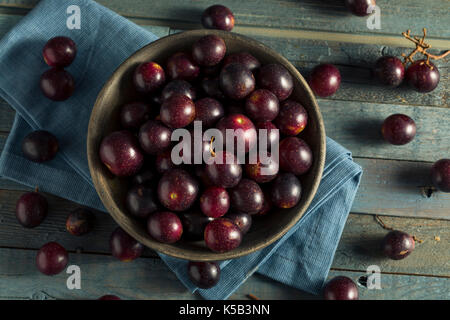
[401, 28, 450, 69]
[374, 215, 394, 231]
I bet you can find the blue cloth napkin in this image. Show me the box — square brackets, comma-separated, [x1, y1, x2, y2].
[0, 0, 362, 300]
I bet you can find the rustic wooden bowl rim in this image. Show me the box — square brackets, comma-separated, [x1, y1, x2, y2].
[87, 29, 326, 261]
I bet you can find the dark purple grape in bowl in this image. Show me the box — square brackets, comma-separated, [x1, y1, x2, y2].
[275, 100, 308, 136]
[257, 63, 293, 101]
[223, 52, 261, 72]
[271, 173, 302, 209]
[323, 276, 359, 300]
[229, 179, 264, 215]
[382, 230, 415, 260]
[125, 185, 159, 219]
[161, 79, 196, 101]
[132, 169, 156, 186]
[345, 0, 376, 16]
[16, 191, 48, 228]
[180, 210, 214, 241]
[99, 130, 144, 177]
[374, 56, 405, 87]
[308, 63, 341, 97]
[245, 153, 279, 183]
[160, 95, 196, 128]
[431, 159, 450, 193]
[200, 186, 230, 218]
[66, 208, 94, 236]
[192, 35, 226, 67]
[166, 52, 200, 81]
[205, 151, 242, 188]
[200, 77, 225, 100]
[36, 242, 68, 275]
[204, 218, 242, 253]
[22, 130, 59, 163]
[138, 120, 172, 155]
[245, 89, 279, 122]
[120, 102, 151, 130]
[216, 113, 257, 153]
[225, 212, 252, 235]
[155, 150, 177, 174]
[43, 36, 77, 67]
[157, 169, 199, 212]
[201, 4, 235, 31]
[406, 60, 440, 93]
[188, 261, 221, 289]
[133, 61, 166, 93]
[256, 190, 273, 215]
[110, 227, 143, 262]
[381, 114, 416, 145]
[40, 68, 75, 101]
[255, 121, 280, 150]
[219, 63, 256, 100]
[147, 211, 183, 244]
[279, 137, 313, 175]
[195, 97, 224, 128]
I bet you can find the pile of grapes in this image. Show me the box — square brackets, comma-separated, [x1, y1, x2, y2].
[9, 3, 449, 299]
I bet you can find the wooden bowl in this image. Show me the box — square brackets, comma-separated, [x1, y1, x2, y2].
[87, 30, 326, 261]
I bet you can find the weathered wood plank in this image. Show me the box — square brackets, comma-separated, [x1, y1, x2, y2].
[1, 0, 449, 39]
[0, 189, 448, 276]
[0, 247, 448, 300]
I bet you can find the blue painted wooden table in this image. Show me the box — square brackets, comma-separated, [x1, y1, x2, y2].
[0, 0, 449, 300]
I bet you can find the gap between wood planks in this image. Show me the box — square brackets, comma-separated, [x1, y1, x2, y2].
[0, 245, 448, 279]
[0, 5, 450, 50]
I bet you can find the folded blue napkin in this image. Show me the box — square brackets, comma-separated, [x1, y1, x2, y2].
[0, 0, 362, 300]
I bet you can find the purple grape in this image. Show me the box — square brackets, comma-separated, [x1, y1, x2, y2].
[245, 153, 279, 183]
[216, 113, 257, 153]
[225, 212, 252, 234]
[308, 64, 341, 97]
[223, 52, 261, 72]
[180, 210, 214, 241]
[66, 208, 94, 236]
[16, 191, 48, 228]
[160, 95, 196, 128]
[431, 159, 450, 192]
[257, 64, 293, 101]
[157, 169, 199, 212]
[345, 0, 376, 16]
[382, 230, 415, 260]
[200, 186, 230, 218]
[22, 130, 59, 163]
[195, 97, 224, 128]
[374, 56, 405, 87]
[147, 211, 183, 243]
[166, 52, 200, 81]
[110, 227, 143, 262]
[161, 79, 196, 101]
[138, 120, 172, 155]
[271, 173, 302, 209]
[36, 242, 68, 275]
[219, 63, 256, 100]
[187, 261, 221, 289]
[200, 77, 225, 100]
[204, 218, 242, 253]
[255, 121, 280, 150]
[192, 35, 226, 67]
[40, 68, 75, 101]
[381, 114, 416, 145]
[275, 100, 308, 136]
[133, 62, 166, 93]
[201, 5, 235, 31]
[205, 151, 242, 188]
[406, 60, 440, 93]
[229, 178, 264, 214]
[120, 102, 151, 130]
[245, 89, 279, 122]
[279, 137, 313, 175]
[155, 150, 177, 174]
[132, 169, 157, 186]
[125, 185, 159, 219]
[43, 36, 77, 67]
[323, 276, 359, 300]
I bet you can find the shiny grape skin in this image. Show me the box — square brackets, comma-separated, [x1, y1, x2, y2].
[157, 169, 199, 212]
[201, 4, 235, 31]
[308, 64, 341, 97]
[187, 261, 221, 289]
[216, 113, 257, 153]
[245, 89, 280, 122]
[138, 120, 172, 155]
[255, 121, 280, 151]
[323, 276, 359, 300]
[257, 64, 293, 101]
[275, 100, 308, 136]
[120, 102, 151, 130]
[219, 63, 256, 100]
[66, 208, 95, 236]
[99, 130, 144, 177]
[180, 210, 214, 241]
[110, 227, 143, 262]
[279, 137, 313, 175]
[223, 52, 261, 72]
[381, 114, 416, 145]
[43, 36, 77, 67]
[244, 153, 279, 183]
[40, 68, 75, 101]
[36, 242, 68, 275]
[344, 0, 376, 17]
[225, 212, 252, 235]
[16, 192, 48, 228]
[205, 151, 243, 188]
[406, 60, 440, 93]
[200, 77, 225, 100]
[147, 211, 183, 244]
[195, 97, 225, 128]
[229, 179, 264, 215]
[271, 173, 302, 209]
[204, 218, 242, 253]
[161, 79, 197, 101]
[192, 35, 227, 67]
[382, 230, 415, 260]
[374, 56, 405, 87]
[431, 159, 450, 192]
[155, 150, 177, 174]
[166, 52, 200, 81]
[133, 62, 166, 93]
[200, 186, 230, 218]
[160, 95, 196, 128]
[125, 185, 159, 219]
[22, 130, 59, 163]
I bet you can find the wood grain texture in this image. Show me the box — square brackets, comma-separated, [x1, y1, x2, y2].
[1, 0, 449, 39]
[0, 189, 448, 276]
[0, 248, 448, 300]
